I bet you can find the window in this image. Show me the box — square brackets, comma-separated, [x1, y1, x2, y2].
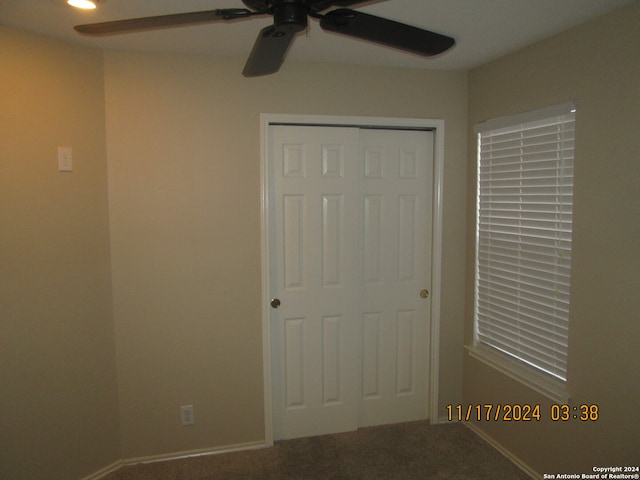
[471, 103, 575, 401]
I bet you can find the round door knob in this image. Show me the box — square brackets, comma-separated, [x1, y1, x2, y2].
[420, 289, 429, 299]
[270, 298, 281, 309]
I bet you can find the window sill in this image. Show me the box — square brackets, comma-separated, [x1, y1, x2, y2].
[465, 345, 570, 404]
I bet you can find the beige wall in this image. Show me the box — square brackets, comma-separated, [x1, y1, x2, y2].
[0, 27, 120, 479]
[465, 2, 640, 474]
[104, 52, 468, 458]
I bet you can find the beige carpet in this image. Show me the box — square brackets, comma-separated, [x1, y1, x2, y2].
[104, 421, 531, 479]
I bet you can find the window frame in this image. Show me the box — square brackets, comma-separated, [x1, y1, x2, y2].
[468, 102, 576, 403]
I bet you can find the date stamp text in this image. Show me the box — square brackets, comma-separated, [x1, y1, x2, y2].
[446, 404, 600, 422]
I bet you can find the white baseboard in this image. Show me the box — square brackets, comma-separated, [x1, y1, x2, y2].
[122, 441, 268, 466]
[80, 460, 123, 480]
[463, 421, 539, 480]
[82, 441, 268, 479]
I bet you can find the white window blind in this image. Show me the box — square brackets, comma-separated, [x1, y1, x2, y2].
[474, 103, 575, 382]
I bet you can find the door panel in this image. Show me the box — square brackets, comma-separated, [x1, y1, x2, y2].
[282, 194, 305, 289]
[271, 126, 360, 440]
[321, 194, 343, 287]
[270, 125, 433, 439]
[284, 317, 304, 408]
[358, 128, 433, 428]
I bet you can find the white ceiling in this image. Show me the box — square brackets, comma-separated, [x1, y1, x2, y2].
[0, 0, 635, 72]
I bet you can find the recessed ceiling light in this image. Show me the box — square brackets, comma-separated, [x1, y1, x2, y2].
[67, 0, 99, 9]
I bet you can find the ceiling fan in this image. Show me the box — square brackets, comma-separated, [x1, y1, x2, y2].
[73, 0, 455, 77]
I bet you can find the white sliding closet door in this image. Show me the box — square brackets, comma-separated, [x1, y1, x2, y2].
[269, 124, 433, 440]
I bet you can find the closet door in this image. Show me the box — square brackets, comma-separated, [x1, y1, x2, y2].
[269, 125, 433, 440]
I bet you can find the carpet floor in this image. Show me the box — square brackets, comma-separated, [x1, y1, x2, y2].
[104, 421, 531, 479]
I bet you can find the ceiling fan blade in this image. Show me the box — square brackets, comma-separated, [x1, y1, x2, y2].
[242, 25, 297, 77]
[320, 8, 455, 56]
[74, 9, 256, 35]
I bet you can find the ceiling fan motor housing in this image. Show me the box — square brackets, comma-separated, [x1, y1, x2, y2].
[275, 0, 308, 32]
[243, 0, 308, 33]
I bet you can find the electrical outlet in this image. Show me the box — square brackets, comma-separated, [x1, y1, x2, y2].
[180, 405, 195, 426]
[58, 146, 73, 172]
